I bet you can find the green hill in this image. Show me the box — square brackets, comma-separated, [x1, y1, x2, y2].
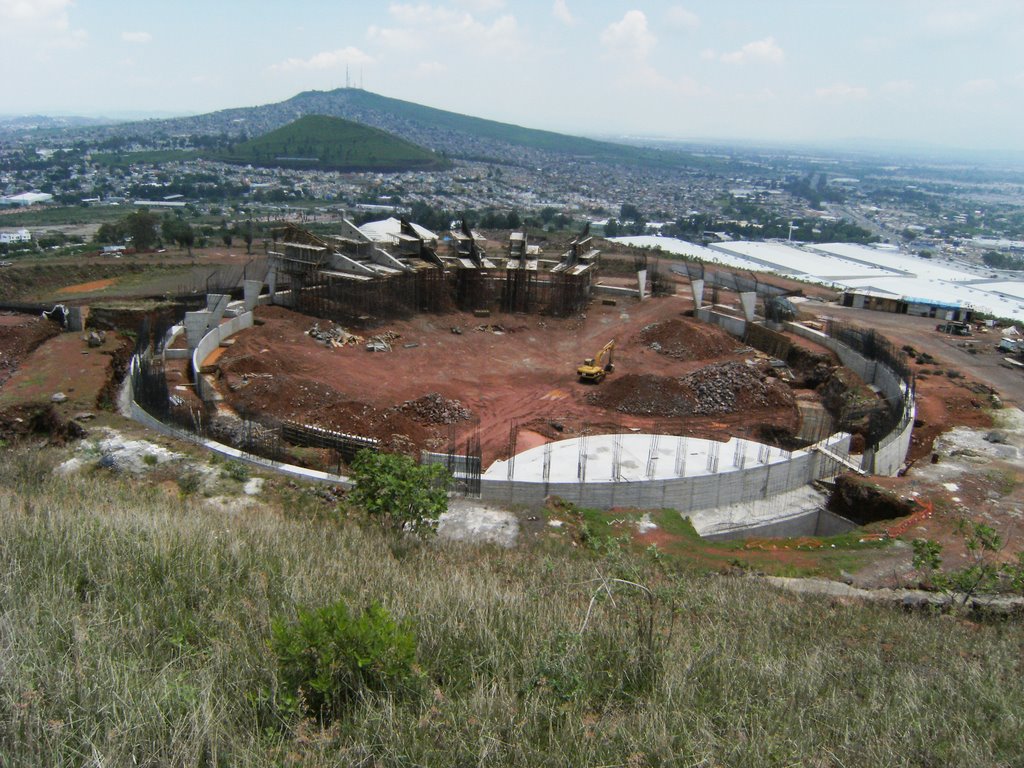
[214, 114, 447, 172]
[106, 88, 724, 171]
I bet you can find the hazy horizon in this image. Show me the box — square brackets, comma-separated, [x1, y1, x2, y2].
[3, 1, 1023, 155]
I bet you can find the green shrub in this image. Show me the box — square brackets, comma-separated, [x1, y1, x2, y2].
[348, 450, 449, 537]
[270, 599, 417, 723]
[220, 459, 250, 482]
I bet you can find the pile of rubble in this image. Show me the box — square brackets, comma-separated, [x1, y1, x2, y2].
[400, 392, 472, 424]
[588, 374, 696, 417]
[682, 361, 794, 415]
[307, 322, 362, 348]
[590, 362, 794, 418]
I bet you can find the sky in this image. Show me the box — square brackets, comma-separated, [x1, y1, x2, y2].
[3, 0, 1023, 153]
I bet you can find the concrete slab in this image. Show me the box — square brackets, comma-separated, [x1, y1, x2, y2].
[437, 500, 519, 547]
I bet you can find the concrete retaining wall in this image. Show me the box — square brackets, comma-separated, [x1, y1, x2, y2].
[696, 307, 747, 337]
[191, 312, 253, 402]
[785, 321, 914, 476]
[481, 433, 851, 513]
[122, 356, 349, 486]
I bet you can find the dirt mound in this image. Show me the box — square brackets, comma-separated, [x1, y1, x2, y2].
[400, 392, 471, 424]
[591, 362, 794, 418]
[637, 318, 739, 361]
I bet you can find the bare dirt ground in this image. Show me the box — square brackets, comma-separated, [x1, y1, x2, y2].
[0, 313, 61, 390]
[214, 298, 805, 462]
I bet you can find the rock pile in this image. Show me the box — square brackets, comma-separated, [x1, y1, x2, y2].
[401, 392, 472, 424]
[590, 361, 794, 417]
[682, 361, 793, 415]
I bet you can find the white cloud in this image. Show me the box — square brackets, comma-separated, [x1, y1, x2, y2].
[121, 31, 152, 44]
[370, 4, 519, 55]
[0, 0, 72, 24]
[814, 83, 869, 101]
[667, 6, 699, 31]
[600, 10, 656, 61]
[552, 0, 574, 26]
[455, 0, 504, 11]
[720, 37, 784, 65]
[0, 0, 85, 49]
[270, 47, 373, 73]
[960, 78, 998, 95]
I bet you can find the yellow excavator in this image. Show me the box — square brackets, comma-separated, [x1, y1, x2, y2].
[577, 339, 615, 383]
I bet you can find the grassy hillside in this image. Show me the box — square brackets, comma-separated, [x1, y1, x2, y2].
[215, 114, 447, 172]
[0, 442, 1021, 766]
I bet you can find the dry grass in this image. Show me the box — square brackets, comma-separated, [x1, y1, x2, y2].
[0, 445, 1021, 766]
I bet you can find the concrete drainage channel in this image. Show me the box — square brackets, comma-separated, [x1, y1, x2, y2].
[125, 289, 916, 542]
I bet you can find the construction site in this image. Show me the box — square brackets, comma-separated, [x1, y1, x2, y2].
[115, 216, 923, 539]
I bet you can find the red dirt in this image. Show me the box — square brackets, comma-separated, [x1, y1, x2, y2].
[0, 330, 124, 411]
[637, 318, 741, 360]
[0, 314, 62, 389]
[213, 301, 806, 463]
[58, 278, 117, 294]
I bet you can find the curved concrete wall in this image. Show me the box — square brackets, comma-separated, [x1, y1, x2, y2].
[481, 432, 852, 514]
[784, 322, 915, 476]
[191, 312, 253, 401]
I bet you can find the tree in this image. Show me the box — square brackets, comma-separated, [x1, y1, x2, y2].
[348, 450, 449, 537]
[619, 203, 642, 222]
[243, 219, 254, 255]
[124, 210, 160, 251]
[161, 215, 195, 258]
[221, 231, 233, 247]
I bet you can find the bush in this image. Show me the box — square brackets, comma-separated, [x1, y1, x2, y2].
[348, 450, 449, 537]
[270, 599, 417, 723]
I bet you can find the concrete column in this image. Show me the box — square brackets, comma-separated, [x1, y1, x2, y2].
[691, 279, 704, 309]
[184, 311, 211, 350]
[206, 294, 230, 326]
[739, 291, 757, 322]
[266, 265, 278, 301]
[637, 269, 647, 301]
[243, 279, 262, 312]
[67, 306, 87, 332]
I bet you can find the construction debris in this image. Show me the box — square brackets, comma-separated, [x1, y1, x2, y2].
[365, 331, 401, 353]
[307, 322, 363, 348]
